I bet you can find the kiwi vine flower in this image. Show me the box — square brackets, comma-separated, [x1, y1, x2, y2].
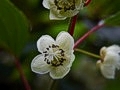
[31, 31, 75, 79]
[42, 0, 85, 20]
[97, 45, 120, 79]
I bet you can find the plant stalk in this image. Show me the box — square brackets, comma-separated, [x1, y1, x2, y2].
[74, 23, 104, 48]
[68, 14, 78, 36]
[14, 56, 31, 90]
[75, 48, 100, 59]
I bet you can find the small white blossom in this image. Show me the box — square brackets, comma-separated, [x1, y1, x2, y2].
[42, 0, 85, 20]
[31, 31, 75, 79]
[97, 45, 120, 79]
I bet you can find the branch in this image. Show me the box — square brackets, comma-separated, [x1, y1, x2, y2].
[14, 56, 31, 90]
[74, 21, 105, 48]
[84, 0, 92, 6]
[68, 14, 78, 36]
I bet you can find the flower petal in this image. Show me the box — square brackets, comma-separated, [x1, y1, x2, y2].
[56, 31, 74, 54]
[42, 0, 50, 9]
[68, 53, 75, 67]
[105, 51, 120, 70]
[76, 0, 84, 9]
[100, 64, 115, 79]
[50, 66, 70, 79]
[100, 46, 107, 59]
[31, 54, 50, 74]
[63, 53, 75, 67]
[37, 35, 55, 53]
[106, 45, 120, 52]
[50, 9, 66, 20]
[104, 51, 119, 65]
[106, 45, 120, 69]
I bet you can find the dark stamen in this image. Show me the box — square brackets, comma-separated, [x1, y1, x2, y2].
[54, 0, 76, 11]
[52, 44, 59, 48]
[47, 60, 50, 64]
[118, 52, 120, 56]
[46, 48, 49, 50]
[44, 58, 47, 61]
[43, 51, 47, 53]
[45, 54, 49, 57]
[49, 46, 51, 48]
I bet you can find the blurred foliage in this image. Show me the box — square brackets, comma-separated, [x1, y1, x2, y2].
[0, 0, 120, 90]
[105, 12, 120, 26]
[0, 0, 29, 56]
[87, 0, 120, 20]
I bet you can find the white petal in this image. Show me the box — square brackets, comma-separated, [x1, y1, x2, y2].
[31, 54, 50, 74]
[96, 60, 102, 68]
[68, 54, 75, 67]
[104, 51, 119, 66]
[107, 51, 120, 69]
[106, 45, 120, 52]
[100, 64, 115, 79]
[63, 53, 75, 67]
[50, 66, 70, 79]
[75, 0, 84, 9]
[42, 0, 50, 9]
[50, 9, 66, 20]
[56, 31, 74, 54]
[100, 46, 107, 59]
[105, 45, 120, 69]
[37, 35, 55, 53]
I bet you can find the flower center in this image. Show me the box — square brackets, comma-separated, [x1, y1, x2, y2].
[54, 0, 75, 12]
[43, 44, 66, 67]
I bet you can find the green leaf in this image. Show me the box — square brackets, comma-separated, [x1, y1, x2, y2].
[104, 12, 120, 26]
[87, 0, 120, 19]
[0, 0, 29, 56]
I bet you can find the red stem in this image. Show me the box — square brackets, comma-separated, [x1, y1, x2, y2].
[68, 0, 91, 36]
[74, 23, 104, 49]
[68, 14, 78, 36]
[14, 56, 31, 90]
[84, 0, 91, 6]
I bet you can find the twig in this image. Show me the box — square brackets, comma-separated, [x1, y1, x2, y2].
[84, 0, 92, 6]
[14, 56, 31, 90]
[75, 48, 100, 59]
[48, 79, 57, 90]
[74, 22, 104, 48]
[68, 15, 78, 36]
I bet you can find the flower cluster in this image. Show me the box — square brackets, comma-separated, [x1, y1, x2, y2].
[97, 45, 120, 79]
[43, 0, 85, 20]
[31, 31, 75, 79]
[31, 0, 120, 80]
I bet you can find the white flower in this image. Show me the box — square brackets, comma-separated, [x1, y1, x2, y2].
[31, 31, 75, 79]
[42, 0, 85, 20]
[97, 45, 120, 79]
